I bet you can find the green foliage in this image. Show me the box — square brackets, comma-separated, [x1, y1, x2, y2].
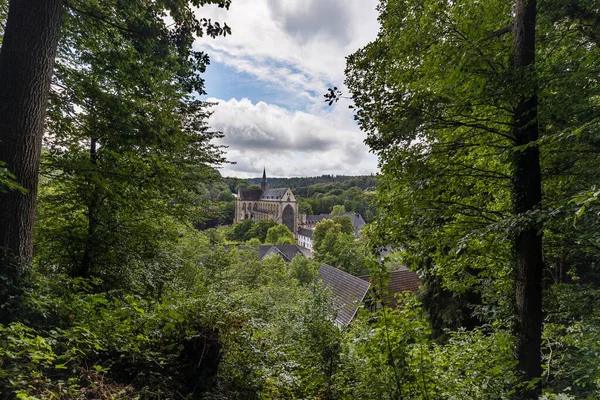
[35, 0, 232, 287]
[247, 219, 278, 243]
[542, 284, 600, 398]
[217, 188, 235, 202]
[0, 160, 26, 194]
[4, 224, 599, 398]
[225, 219, 255, 243]
[332, 215, 354, 235]
[331, 204, 345, 215]
[243, 174, 377, 191]
[265, 224, 295, 245]
[0, 0, 6, 45]
[225, 219, 284, 244]
[313, 219, 339, 250]
[245, 237, 261, 246]
[298, 198, 313, 215]
[343, 0, 600, 395]
[314, 219, 370, 276]
[289, 255, 318, 286]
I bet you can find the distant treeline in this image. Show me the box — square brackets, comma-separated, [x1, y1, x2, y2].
[225, 174, 378, 191]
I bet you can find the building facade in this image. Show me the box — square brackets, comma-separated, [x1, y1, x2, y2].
[234, 170, 366, 249]
[297, 228, 314, 251]
[234, 169, 299, 235]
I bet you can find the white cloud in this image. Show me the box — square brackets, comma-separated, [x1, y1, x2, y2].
[209, 98, 378, 178]
[195, 0, 381, 177]
[196, 0, 379, 95]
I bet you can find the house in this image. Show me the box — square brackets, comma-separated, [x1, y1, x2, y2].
[318, 264, 371, 326]
[318, 264, 421, 326]
[297, 227, 314, 251]
[359, 268, 420, 309]
[259, 244, 312, 262]
[225, 244, 310, 262]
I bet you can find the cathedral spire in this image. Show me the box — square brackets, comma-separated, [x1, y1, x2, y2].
[261, 167, 267, 191]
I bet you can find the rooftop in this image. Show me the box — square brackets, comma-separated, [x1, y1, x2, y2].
[318, 264, 371, 326]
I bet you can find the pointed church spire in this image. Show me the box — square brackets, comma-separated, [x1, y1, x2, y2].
[261, 167, 267, 191]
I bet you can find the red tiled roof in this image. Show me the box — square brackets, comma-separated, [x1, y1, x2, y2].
[359, 270, 420, 308]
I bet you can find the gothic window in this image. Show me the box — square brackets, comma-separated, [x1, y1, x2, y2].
[282, 205, 295, 233]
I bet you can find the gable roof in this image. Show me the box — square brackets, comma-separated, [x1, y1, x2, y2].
[258, 244, 306, 262]
[260, 188, 289, 201]
[359, 269, 420, 308]
[237, 187, 294, 202]
[237, 188, 263, 201]
[298, 228, 313, 238]
[318, 264, 371, 326]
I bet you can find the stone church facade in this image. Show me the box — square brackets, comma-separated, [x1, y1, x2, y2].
[234, 169, 299, 235]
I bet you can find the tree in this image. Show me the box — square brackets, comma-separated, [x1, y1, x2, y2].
[217, 189, 235, 202]
[0, 0, 64, 277]
[33, 0, 232, 286]
[248, 219, 278, 243]
[298, 199, 313, 215]
[265, 224, 295, 245]
[344, 0, 600, 395]
[332, 215, 354, 236]
[313, 218, 369, 275]
[226, 220, 255, 243]
[511, 0, 543, 394]
[331, 204, 345, 215]
[313, 219, 340, 251]
[0, 0, 232, 296]
[289, 255, 318, 285]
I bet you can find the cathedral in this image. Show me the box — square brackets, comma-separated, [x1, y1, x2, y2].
[234, 169, 299, 235]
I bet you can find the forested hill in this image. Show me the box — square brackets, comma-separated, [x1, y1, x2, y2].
[227, 174, 377, 191]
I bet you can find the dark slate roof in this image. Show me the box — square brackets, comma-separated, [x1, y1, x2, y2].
[345, 213, 366, 236]
[318, 264, 371, 326]
[237, 188, 263, 201]
[236, 187, 292, 202]
[271, 244, 305, 262]
[359, 269, 420, 308]
[258, 244, 306, 262]
[298, 228, 313, 238]
[257, 245, 272, 259]
[260, 188, 289, 201]
[306, 214, 331, 224]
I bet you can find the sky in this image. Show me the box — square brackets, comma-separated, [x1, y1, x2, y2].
[194, 0, 381, 178]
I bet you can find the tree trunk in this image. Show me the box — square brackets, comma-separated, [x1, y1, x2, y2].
[512, 0, 543, 397]
[0, 0, 64, 300]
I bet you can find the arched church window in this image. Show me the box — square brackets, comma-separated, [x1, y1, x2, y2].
[282, 205, 295, 233]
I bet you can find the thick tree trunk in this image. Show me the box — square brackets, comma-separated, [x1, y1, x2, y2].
[0, 0, 64, 293]
[512, 0, 543, 397]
